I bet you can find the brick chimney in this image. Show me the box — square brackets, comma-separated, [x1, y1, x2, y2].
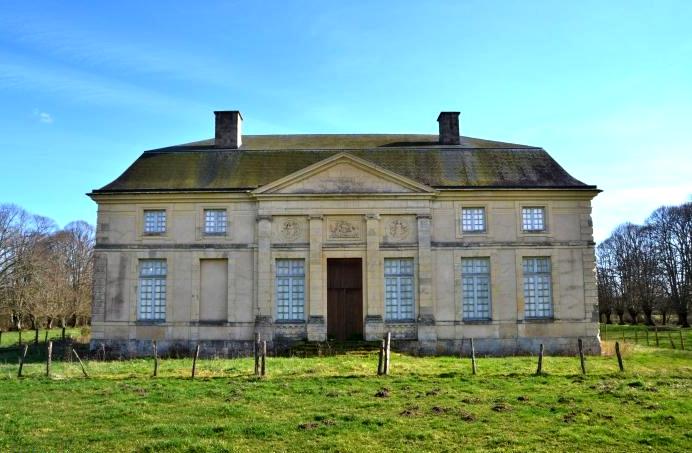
[214, 110, 243, 149]
[437, 112, 460, 145]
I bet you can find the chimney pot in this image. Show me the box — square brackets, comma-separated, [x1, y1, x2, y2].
[437, 111, 460, 145]
[214, 110, 243, 149]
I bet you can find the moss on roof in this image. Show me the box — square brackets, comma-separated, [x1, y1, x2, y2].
[93, 134, 594, 193]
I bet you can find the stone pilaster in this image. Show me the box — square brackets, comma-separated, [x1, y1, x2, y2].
[256, 215, 273, 340]
[417, 214, 436, 343]
[90, 253, 107, 342]
[308, 215, 326, 341]
[364, 214, 384, 340]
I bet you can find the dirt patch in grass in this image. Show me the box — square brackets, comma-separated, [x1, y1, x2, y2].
[298, 422, 320, 430]
[400, 406, 420, 417]
[492, 402, 512, 412]
[375, 388, 390, 398]
[459, 410, 476, 421]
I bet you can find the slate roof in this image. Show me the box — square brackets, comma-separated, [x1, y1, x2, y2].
[92, 134, 596, 193]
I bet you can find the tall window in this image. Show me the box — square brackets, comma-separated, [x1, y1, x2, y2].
[522, 207, 546, 232]
[138, 260, 167, 321]
[461, 207, 485, 232]
[143, 210, 166, 234]
[204, 209, 227, 235]
[384, 258, 414, 320]
[523, 257, 552, 318]
[461, 258, 491, 320]
[275, 259, 305, 321]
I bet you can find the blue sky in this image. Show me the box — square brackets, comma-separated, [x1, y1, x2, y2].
[0, 0, 690, 241]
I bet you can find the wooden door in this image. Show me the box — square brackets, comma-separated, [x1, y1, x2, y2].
[327, 258, 363, 341]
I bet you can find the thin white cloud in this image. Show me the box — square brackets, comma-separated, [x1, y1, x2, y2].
[38, 112, 53, 123]
[0, 57, 206, 111]
[0, 15, 240, 89]
[592, 185, 692, 242]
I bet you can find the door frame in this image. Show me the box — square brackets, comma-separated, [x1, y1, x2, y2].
[324, 253, 366, 340]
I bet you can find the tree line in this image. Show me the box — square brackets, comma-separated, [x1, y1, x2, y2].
[597, 201, 691, 327]
[0, 203, 94, 332]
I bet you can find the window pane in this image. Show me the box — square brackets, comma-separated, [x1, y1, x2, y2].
[522, 207, 545, 231]
[523, 257, 552, 318]
[275, 259, 305, 321]
[461, 258, 491, 320]
[139, 259, 166, 320]
[461, 208, 485, 232]
[204, 209, 227, 235]
[144, 210, 166, 234]
[384, 258, 414, 320]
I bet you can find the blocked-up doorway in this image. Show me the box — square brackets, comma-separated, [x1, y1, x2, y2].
[199, 259, 228, 322]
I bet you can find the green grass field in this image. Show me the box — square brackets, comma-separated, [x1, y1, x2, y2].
[0, 327, 83, 347]
[0, 342, 690, 452]
[601, 323, 691, 350]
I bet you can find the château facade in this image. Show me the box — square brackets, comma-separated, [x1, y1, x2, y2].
[89, 110, 601, 355]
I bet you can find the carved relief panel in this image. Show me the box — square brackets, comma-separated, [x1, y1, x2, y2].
[272, 216, 308, 243]
[325, 216, 364, 242]
[381, 215, 416, 243]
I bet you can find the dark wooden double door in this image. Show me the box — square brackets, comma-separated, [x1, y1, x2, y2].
[327, 258, 363, 341]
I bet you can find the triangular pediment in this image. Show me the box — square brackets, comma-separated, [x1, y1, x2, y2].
[253, 153, 436, 195]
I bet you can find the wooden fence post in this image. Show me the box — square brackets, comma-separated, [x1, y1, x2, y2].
[621, 329, 625, 342]
[17, 344, 28, 378]
[668, 331, 676, 349]
[384, 332, 391, 375]
[578, 338, 586, 375]
[72, 349, 89, 378]
[536, 343, 544, 375]
[44, 330, 48, 343]
[470, 338, 477, 375]
[34, 328, 39, 345]
[254, 332, 261, 377]
[377, 339, 385, 375]
[153, 341, 159, 377]
[615, 341, 624, 372]
[679, 329, 685, 351]
[191, 344, 200, 379]
[654, 326, 659, 347]
[46, 341, 53, 377]
[261, 340, 267, 377]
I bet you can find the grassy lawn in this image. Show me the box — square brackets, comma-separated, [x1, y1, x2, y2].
[0, 344, 690, 452]
[0, 327, 84, 347]
[601, 323, 691, 350]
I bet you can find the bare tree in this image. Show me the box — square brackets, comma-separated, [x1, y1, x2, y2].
[648, 203, 692, 327]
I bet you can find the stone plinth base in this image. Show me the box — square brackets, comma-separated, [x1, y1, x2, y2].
[91, 335, 601, 358]
[307, 316, 327, 342]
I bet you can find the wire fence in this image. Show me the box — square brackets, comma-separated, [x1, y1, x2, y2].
[600, 323, 689, 350]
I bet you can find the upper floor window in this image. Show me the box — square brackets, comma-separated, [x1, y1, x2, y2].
[461, 258, 491, 320]
[204, 209, 227, 235]
[275, 259, 305, 321]
[523, 257, 552, 319]
[384, 258, 415, 321]
[143, 210, 166, 235]
[522, 207, 546, 232]
[138, 259, 167, 321]
[461, 207, 486, 233]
